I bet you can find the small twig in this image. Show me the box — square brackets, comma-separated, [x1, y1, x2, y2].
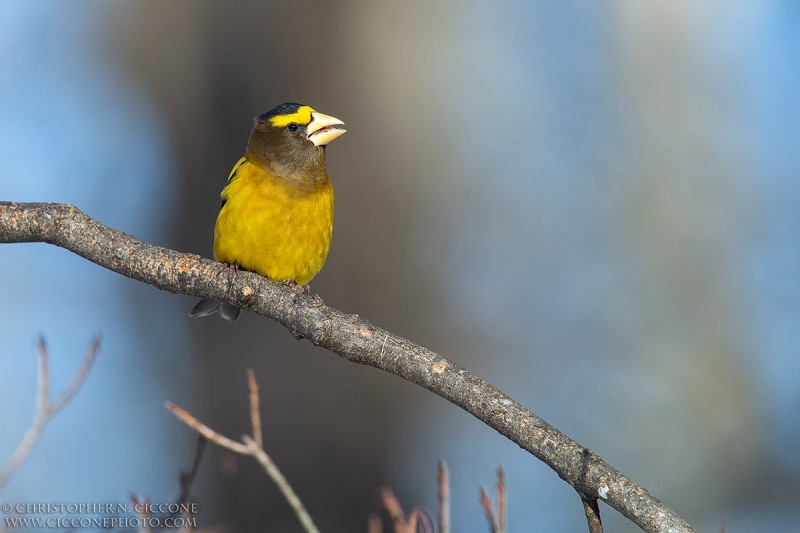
[35, 338, 51, 418]
[131, 495, 153, 533]
[159, 435, 207, 529]
[406, 508, 434, 533]
[581, 493, 604, 533]
[479, 487, 498, 533]
[166, 402, 249, 454]
[367, 514, 383, 533]
[480, 467, 507, 533]
[179, 435, 207, 506]
[438, 461, 449, 533]
[243, 435, 318, 533]
[374, 488, 436, 533]
[166, 369, 319, 533]
[496, 467, 506, 533]
[378, 488, 406, 533]
[246, 368, 263, 448]
[132, 438, 205, 533]
[0, 336, 101, 487]
[50, 335, 102, 416]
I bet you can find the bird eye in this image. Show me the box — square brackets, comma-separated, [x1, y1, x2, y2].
[287, 123, 299, 132]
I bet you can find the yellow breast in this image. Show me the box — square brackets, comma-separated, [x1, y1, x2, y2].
[212, 158, 334, 285]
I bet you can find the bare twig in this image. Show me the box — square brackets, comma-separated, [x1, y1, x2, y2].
[50, 336, 102, 416]
[243, 434, 316, 532]
[0, 336, 101, 487]
[178, 436, 207, 508]
[438, 461, 449, 533]
[496, 467, 506, 533]
[378, 488, 405, 533]
[479, 486, 498, 533]
[0, 202, 695, 533]
[131, 495, 153, 533]
[163, 435, 207, 528]
[406, 508, 434, 533]
[246, 368, 263, 449]
[582, 493, 604, 533]
[166, 369, 319, 533]
[130, 437, 205, 533]
[479, 468, 507, 533]
[166, 402, 248, 454]
[35, 339, 50, 422]
[368, 514, 383, 533]
[374, 488, 434, 533]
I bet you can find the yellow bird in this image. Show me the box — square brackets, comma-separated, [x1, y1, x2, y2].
[190, 102, 346, 321]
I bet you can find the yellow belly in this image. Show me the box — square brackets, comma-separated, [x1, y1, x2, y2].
[212, 161, 334, 285]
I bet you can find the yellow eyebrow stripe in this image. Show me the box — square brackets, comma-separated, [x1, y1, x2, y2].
[268, 105, 316, 127]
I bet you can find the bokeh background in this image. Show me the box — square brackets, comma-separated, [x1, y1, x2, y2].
[1, 1, 799, 531]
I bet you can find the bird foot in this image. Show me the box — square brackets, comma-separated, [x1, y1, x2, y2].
[283, 279, 309, 298]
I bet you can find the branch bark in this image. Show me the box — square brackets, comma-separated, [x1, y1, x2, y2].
[0, 201, 695, 533]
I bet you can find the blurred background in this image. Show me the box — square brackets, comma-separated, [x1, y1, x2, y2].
[1, 1, 799, 531]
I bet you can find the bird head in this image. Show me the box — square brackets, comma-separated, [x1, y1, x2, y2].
[259, 103, 346, 147]
[246, 103, 345, 187]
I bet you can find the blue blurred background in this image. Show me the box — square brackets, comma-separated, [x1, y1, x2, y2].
[1, 1, 799, 531]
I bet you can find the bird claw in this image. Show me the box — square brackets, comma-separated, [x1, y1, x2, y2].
[283, 279, 309, 298]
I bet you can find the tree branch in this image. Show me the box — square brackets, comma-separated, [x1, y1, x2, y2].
[0, 201, 694, 533]
[582, 493, 604, 533]
[0, 335, 101, 487]
[166, 369, 319, 533]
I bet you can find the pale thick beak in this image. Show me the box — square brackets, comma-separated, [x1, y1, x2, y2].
[307, 111, 346, 147]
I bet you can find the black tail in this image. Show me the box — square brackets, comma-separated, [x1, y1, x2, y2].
[189, 299, 241, 322]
